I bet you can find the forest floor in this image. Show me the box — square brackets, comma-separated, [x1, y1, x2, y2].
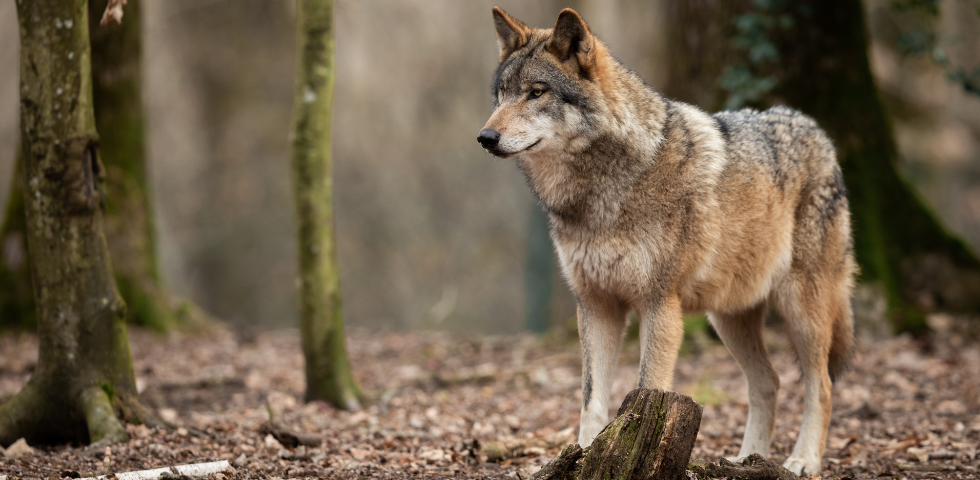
[0, 317, 978, 479]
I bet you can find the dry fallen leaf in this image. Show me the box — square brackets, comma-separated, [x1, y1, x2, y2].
[2, 438, 33, 458]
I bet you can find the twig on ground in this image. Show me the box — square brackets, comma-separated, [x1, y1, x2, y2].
[79, 460, 229, 480]
[895, 463, 958, 472]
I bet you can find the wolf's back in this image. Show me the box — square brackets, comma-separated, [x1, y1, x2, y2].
[712, 105, 837, 178]
[714, 105, 855, 380]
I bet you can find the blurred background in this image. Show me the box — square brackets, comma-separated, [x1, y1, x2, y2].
[0, 0, 978, 333]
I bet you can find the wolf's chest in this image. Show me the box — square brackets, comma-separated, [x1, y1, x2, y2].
[553, 234, 660, 302]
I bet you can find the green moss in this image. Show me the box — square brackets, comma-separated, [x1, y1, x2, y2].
[99, 381, 115, 402]
[113, 274, 171, 332]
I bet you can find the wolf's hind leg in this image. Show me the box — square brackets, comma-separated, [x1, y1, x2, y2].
[708, 302, 779, 459]
[576, 300, 627, 447]
[773, 277, 840, 476]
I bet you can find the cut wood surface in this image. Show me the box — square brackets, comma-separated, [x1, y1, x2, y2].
[532, 388, 703, 480]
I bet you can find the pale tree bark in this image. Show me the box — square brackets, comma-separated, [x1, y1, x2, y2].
[0, 0, 151, 447]
[291, 0, 361, 409]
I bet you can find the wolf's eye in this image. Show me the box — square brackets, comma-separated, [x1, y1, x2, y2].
[530, 89, 545, 98]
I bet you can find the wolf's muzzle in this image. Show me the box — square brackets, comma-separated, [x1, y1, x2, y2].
[477, 128, 501, 149]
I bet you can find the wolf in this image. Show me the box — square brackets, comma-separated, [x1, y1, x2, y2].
[477, 7, 856, 476]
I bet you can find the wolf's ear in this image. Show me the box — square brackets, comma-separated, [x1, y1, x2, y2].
[492, 6, 530, 62]
[546, 9, 596, 75]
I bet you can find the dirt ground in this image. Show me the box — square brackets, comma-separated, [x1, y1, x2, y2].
[0, 318, 978, 479]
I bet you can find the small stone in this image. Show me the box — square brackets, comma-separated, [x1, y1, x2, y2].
[264, 434, 283, 450]
[3, 438, 34, 458]
[158, 407, 178, 423]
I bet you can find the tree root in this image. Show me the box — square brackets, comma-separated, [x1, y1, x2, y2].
[81, 386, 128, 449]
[0, 383, 42, 447]
[688, 454, 799, 480]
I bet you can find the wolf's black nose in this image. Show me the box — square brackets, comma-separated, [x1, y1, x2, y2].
[477, 128, 500, 149]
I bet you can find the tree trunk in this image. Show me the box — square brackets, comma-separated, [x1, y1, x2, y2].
[663, 0, 980, 333]
[88, 0, 175, 332]
[532, 388, 702, 480]
[1, 0, 211, 332]
[0, 0, 150, 447]
[290, 0, 361, 410]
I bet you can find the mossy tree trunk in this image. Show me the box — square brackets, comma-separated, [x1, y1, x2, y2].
[88, 0, 176, 332]
[0, 0, 150, 447]
[0, 0, 207, 332]
[663, 0, 980, 333]
[290, 0, 361, 410]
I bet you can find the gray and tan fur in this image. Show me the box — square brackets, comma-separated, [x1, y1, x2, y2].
[478, 7, 856, 476]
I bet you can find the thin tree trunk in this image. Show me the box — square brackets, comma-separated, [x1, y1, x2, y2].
[291, 0, 361, 409]
[88, 0, 173, 331]
[0, 0, 150, 447]
[662, 0, 980, 332]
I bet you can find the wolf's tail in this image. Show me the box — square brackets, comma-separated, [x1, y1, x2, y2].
[827, 298, 855, 382]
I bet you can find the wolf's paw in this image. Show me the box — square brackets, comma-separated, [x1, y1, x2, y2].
[782, 455, 820, 477]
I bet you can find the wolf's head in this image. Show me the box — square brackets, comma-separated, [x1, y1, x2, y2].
[478, 7, 613, 160]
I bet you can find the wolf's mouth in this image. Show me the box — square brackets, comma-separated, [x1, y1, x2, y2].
[487, 139, 541, 158]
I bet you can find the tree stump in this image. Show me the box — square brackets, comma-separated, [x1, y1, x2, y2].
[532, 388, 703, 480]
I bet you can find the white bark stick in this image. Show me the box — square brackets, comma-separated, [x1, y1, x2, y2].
[80, 460, 229, 480]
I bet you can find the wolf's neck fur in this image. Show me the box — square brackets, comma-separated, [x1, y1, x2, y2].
[520, 55, 668, 233]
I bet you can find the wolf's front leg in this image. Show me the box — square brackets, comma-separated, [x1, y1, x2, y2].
[637, 295, 683, 391]
[576, 300, 627, 447]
